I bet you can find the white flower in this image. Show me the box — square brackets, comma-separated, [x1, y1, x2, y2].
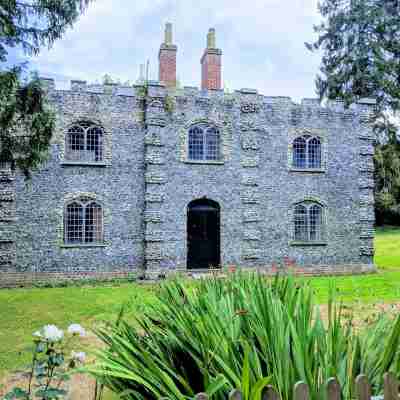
[33, 330, 42, 338]
[67, 323, 86, 337]
[42, 325, 64, 342]
[71, 351, 86, 363]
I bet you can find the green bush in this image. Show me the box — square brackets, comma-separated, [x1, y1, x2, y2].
[88, 273, 400, 400]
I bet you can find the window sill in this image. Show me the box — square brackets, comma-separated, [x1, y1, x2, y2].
[289, 168, 325, 173]
[60, 244, 107, 248]
[183, 160, 225, 165]
[289, 241, 327, 246]
[61, 161, 107, 167]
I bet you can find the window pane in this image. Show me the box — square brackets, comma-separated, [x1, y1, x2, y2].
[66, 126, 85, 161]
[205, 127, 219, 160]
[87, 126, 104, 162]
[293, 137, 307, 168]
[85, 203, 103, 243]
[308, 137, 321, 168]
[66, 203, 83, 243]
[309, 205, 323, 241]
[294, 205, 308, 241]
[66, 123, 104, 162]
[189, 126, 204, 160]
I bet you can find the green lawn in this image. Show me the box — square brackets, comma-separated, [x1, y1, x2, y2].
[307, 226, 400, 302]
[0, 284, 157, 376]
[374, 226, 400, 269]
[1, 226, 400, 378]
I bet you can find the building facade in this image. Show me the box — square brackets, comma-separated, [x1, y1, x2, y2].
[0, 25, 376, 284]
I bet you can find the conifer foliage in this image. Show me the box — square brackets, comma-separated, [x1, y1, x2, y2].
[0, 0, 92, 176]
[308, 0, 400, 223]
[308, 0, 400, 111]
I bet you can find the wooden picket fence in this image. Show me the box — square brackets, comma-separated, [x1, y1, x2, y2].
[191, 372, 399, 400]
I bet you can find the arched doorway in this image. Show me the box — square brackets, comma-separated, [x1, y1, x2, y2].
[187, 198, 220, 269]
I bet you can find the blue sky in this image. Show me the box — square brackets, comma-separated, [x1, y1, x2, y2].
[6, 0, 323, 101]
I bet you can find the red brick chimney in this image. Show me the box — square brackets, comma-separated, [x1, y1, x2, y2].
[201, 28, 222, 90]
[158, 23, 177, 87]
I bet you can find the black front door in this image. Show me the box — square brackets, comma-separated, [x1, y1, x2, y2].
[187, 199, 220, 269]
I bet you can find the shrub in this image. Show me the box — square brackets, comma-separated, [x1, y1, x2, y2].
[88, 273, 400, 400]
[4, 323, 86, 400]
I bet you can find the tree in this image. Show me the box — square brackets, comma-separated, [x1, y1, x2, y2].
[308, 0, 400, 224]
[0, 0, 93, 176]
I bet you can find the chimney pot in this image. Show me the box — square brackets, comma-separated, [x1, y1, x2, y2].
[165, 22, 173, 45]
[207, 28, 216, 49]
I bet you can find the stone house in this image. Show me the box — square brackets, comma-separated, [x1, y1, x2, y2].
[0, 24, 376, 284]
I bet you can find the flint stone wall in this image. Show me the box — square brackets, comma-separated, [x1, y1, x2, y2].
[12, 82, 145, 274]
[0, 79, 376, 283]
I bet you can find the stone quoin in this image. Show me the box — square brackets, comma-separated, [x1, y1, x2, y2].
[0, 24, 376, 285]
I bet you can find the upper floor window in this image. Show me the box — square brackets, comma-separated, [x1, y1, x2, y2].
[64, 198, 103, 245]
[188, 124, 220, 161]
[66, 122, 104, 163]
[292, 135, 321, 169]
[294, 202, 324, 242]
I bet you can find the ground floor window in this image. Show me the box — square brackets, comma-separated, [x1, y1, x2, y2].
[294, 202, 324, 242]
[64, 199, 103, 244]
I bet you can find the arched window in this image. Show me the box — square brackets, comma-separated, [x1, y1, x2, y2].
[66, 122, 104, 162]
[64, 198, 103, 244]
[293, 135, 321, 169]
[294, 202, 324, 242]
[188, 124, 220, 161]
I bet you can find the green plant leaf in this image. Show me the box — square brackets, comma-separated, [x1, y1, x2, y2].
[205, 374, 227, 396]
[4, 387, 30, 400]
[35, 388, 67, 399]
[249, 377, 272, 400]
[241, 342, 250, 400]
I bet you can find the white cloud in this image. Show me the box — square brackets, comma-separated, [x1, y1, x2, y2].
[31, 0, 322, 100]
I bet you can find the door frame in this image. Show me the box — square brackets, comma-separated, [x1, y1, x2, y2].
[186, 198, 221, 269]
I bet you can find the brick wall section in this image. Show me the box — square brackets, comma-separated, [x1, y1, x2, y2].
[0, 271, 137, 288]
[0, 264, 377, 288]
[159, 44, 177, 87]
[201, 50, 222, 90]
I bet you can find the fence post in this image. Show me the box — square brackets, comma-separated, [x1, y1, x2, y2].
[384, 372, 398, 400]
[195, 393, 209, 400]
[229, 389, 243, 400]
[355, 374, 371, 400]
[326, 378, 341, 400]
[262, 385, 280, 400]
[294, 381, 310, 400]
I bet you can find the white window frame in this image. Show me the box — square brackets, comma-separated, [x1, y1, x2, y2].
[292, 201, 326, 245]
[292, 135, 322, 170]
[64, 199, 104, 246]
[187, 123, 221, 162]
[65, 121, 104, 164]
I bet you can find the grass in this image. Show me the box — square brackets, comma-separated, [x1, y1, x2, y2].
[309, 271, 400, 303]
[0, 226, 400, 380]
[374, 225, 400, 269]
[0, 284, 157, 376]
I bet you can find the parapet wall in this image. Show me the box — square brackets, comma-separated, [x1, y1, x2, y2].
[39, 77, 376, 118]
